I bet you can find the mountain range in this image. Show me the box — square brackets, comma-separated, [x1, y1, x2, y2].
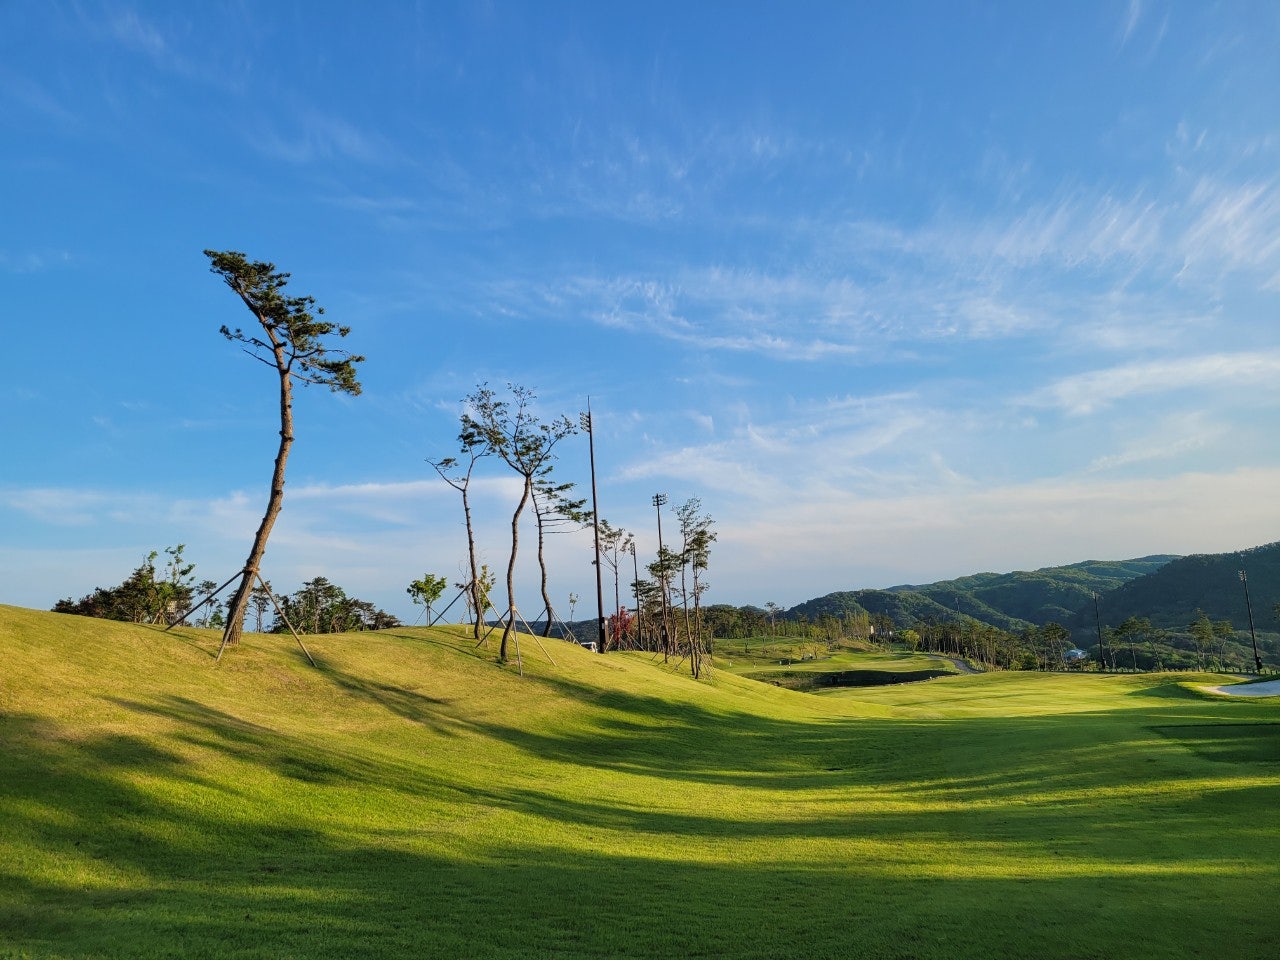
[787, 543, 1280, 639]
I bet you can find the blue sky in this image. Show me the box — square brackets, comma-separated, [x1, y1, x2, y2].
[4, 1, 1280, 622]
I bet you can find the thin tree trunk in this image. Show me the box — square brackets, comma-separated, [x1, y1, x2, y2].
[693, 566, 705, 674]
[461, 483, 482, 639]
[222, 337, 292, 649]
[536, 498, 554, 637]
[500, 475, 532, 662]
[679, 547, 695, 676]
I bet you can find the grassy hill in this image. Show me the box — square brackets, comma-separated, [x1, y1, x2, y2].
[2, 605, 1279, 959]
[790, 556, 1176, 632]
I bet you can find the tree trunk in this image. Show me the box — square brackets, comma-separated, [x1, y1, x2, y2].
[500, 475, 532, 662]
[461, 484, 482, 639]
[222, 340, 293, 649]
[537, 506, 554, 637]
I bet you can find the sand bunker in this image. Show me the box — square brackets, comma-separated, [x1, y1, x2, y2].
[1205, 678, 1280, 697]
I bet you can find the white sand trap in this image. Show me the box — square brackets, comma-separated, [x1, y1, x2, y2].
[1205, 678, 1280, 697]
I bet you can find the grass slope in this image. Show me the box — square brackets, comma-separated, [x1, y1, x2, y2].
[2, 605, 1278, 960]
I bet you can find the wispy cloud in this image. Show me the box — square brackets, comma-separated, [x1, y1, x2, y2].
[1119, 0, 1145, 48]
[1178, 177, 1280, 287]
[1027, 351, 1280, 415]
[0, 250, 66, 274]
[253, 109, 396, 166]
[4, 488, 122, 526]
[1087, 412, 1218, 472]
[0, 69, 79, 126]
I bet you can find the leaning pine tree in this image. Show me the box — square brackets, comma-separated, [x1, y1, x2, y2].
[205, 249, 363, 652]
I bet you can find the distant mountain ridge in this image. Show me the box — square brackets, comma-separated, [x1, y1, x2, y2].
[1073, 541, 1280, 635]
[788, 556, 1179, 632]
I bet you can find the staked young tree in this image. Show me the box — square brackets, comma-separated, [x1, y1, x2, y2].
[597, 520, 633, 627]
[687, 517, 716, 674]
[675, 498, 716, 678]
[462, 384, 578, 662]
[205, 250, 363, 653]
[429, 408, 494, 639]
[407, 573, 449, 624]
[647, 545, 681, 660]
[530, 473, 590, 636]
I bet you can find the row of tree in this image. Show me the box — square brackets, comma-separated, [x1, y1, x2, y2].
[53, 547, 401, 636]
[55, 251, 728, 675]
[428, 383, 720, 676]
[664, 598, 1277, 675]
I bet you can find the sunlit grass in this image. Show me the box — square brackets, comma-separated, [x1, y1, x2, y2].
[2, 604, 1278, 959]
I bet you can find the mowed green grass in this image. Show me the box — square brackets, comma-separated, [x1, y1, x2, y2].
[718, 645, 959, 677]
[2, 605, 1278, 960]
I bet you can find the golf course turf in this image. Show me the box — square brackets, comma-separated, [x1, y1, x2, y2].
[1, 605, 1277, 959]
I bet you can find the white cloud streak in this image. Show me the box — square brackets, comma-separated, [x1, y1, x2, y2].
[1028, 351, 1280, 416]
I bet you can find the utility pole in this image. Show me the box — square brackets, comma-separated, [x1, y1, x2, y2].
[653, 493, 671, 660]
[1093, 592, 1108, 672]
[584, 402, 606, 653]
[1239, 569, 1264, 674]
[630, 540, 642, 651]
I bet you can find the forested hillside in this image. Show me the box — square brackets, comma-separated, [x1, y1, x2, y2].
[788, 588, 1028, 632]
[789, 556, 1177, 632]
[1072, 542, 1280, 635]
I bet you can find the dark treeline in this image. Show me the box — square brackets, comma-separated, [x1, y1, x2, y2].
[54, 548, 398, 635]
[668, 599, 1279, 673]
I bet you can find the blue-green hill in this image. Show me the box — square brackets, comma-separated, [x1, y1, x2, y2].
[1073, 540, 1280, 635]
[789, 556, 1176, 631]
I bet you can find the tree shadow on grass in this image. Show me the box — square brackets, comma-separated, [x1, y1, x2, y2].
[2, 706, 1279, 960]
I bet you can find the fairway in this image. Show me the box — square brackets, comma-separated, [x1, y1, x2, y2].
[2, 605, 1278, 960]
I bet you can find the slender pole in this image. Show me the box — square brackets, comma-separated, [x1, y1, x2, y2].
[631, 541, 642, 651]
[1093, 592, 1107, 672]
[653, 493, 671, 660]
[1240, 570, 1263, 673]
[166, 570, 241, 630]
[255, 573, 317, 668]
[586, 401, 606, 653]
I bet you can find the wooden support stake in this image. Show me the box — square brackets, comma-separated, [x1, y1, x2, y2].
[256, 573, 317, 668]
[516, 610, 557, 668]
[166, 570, 241, 631]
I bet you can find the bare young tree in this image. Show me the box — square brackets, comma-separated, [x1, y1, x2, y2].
[205, 250, 363, 653]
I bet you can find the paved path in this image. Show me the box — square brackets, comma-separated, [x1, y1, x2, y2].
[1205, 678, 1280, 697]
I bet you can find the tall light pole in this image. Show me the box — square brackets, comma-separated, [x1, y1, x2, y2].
[653, 493, 671, 659]
[1093, 592, 1109, 672]
[1239, 569, 1263, 674]
[584, 402, 605, 653]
